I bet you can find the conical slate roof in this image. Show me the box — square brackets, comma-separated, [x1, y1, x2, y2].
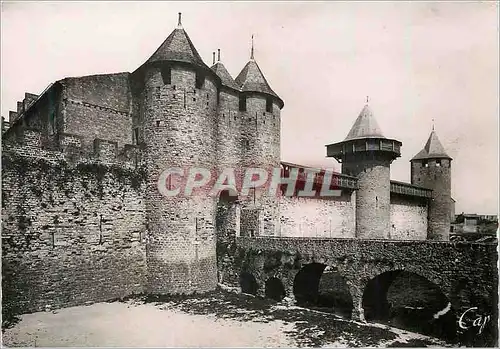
[412, 130, 451, 160]
[145, 22, 208, 69]
[211, 62, 240, 90]
[235, 59, 279, 99]
[344, 104, 385, 141]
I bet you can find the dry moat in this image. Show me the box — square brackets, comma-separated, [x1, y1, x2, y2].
[2, 288, 456, 348]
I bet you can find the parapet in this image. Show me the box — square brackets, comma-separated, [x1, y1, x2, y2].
[3, 129, 143, 169]
[390, 180, 432, 198]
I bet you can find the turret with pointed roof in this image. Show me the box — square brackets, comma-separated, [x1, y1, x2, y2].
[235, 36, 284, 108]
[141, 13, 221, 296]
[411, 129, 452, 161]
[326, 102, 402, 239]
[210, 50, 240, 91]
[411, 128, 452, 241]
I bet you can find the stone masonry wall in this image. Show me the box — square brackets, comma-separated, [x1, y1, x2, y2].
[226, 237, 498, 346]
[239, 95, 281, 236]
[61, 73, 133, 151]
[412, 159, 451, 240]
[342, 157, 392, 239]
[1, 146, 147, 317]
[390, 194, 428, 240]
[142, 65, 219, 295]
[279, 191, 356, 238]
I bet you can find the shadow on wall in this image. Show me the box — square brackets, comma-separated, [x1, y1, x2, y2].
[362, 270, 457, 342]
[240, 272, 258, 295]
[293, 263, 353, 318]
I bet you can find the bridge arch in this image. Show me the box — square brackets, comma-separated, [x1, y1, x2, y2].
[293, 263, 353, 317]
[362, 269, 457, 341]
[239, 272, 258, 295]
[265, 277, 286, 301]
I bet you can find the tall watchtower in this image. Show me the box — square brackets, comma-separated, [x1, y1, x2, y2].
[326, 103, 401, 239]
[235, 38, 284, 236]
[139, 14, 221, 294]
[411, 129, 452, 241]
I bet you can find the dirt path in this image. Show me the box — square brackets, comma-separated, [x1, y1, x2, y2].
[2, 290, 452, 347]
[2, 302, 296, 347]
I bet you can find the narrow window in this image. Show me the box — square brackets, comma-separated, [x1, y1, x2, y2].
[423, 160, 429, 168]
[48, 111, 56, 135]
[239, 96, 247, 112]
[436, 159, 441, 167]
[161, 67, 171, 85]
[156, 120, 161, 127]
[195, 72, 205, 89]
[133, 128, 139, 145]
[50, 232, 55, 248]
[266, 97, 272, 113]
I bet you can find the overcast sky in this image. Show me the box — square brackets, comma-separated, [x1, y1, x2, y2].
[1, 1, 498, 214]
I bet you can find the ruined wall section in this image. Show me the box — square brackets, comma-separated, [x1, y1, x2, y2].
[1, 131, 147, 316]
[390, 194, 428, 240]
[279, 191, 356, 238]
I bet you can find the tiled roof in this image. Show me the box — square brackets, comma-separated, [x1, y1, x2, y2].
[210, 62, 240, 90]
[235, 59, 279, 99]
[344, 104, 385, 141]
[145, 27, 208, 69]
[412, 130, 451, 160]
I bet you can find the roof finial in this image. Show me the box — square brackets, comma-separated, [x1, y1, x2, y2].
[250, 34, 254, 60]
[177, 12, 182, 28]
[212, 52, 216, 65]
[432, 118, 435, 131]
[366, 96, 369, 104]
[217, 49, 221, 62]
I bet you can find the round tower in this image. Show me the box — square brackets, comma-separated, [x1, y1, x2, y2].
[234, 37, 284, 236]
[410, 129, 452, 241]
[211, 49, 241, 173]
[140, 14, 221, 294]
[326, 104, 401, 239]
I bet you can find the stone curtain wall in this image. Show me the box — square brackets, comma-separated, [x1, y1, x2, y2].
[61, 73, 134, 150]
[1, 143, 147, 317]
[279, 193, 356, 238]
[389, 194, 428, 240]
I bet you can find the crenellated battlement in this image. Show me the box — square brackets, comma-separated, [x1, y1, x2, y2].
[3, 128, 143, 170]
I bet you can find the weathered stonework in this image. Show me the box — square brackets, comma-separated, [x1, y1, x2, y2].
[279, 192, 356, 238]
[2, 138, 146, 316]
[224, 237, 498, 346]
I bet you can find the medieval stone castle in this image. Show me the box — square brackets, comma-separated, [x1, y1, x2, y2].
[2, 14, 454, 312]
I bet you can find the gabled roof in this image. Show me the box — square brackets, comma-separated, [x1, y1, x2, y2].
[145, 26, 208, 69]
[411, 130, 451, 161]
[235, 59, 280, 99]
[211, 62, 239, 90]
[344, 104, 385, 141]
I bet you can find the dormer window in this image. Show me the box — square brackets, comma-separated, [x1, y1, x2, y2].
[266, 97, 273, 113]
[239, 96, 247, 112]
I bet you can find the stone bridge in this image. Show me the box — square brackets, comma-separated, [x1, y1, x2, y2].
[218, 236, 498, 345]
